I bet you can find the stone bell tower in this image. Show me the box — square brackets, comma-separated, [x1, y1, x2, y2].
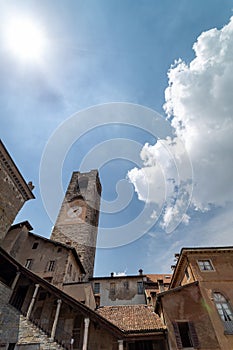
[51, 170, 101, 280]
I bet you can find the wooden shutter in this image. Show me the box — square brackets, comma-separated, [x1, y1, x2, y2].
[172, 322, 183, 349]
[188, 321, 200, 348]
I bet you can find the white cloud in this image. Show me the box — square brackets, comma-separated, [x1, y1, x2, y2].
[128, 17, 233, 230]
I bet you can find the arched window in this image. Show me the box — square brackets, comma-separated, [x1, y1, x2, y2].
[213, 292, 233, 322]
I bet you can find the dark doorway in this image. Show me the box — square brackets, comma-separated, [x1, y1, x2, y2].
[73, 315, 83, 349]
[10, 285, 29, 311]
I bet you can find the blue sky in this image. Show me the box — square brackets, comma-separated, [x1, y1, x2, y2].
[1, 0, 233, 276]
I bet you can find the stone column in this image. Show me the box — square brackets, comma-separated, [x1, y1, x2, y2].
[118, 340, 124, 350]
[50, 299, 62, 341]
[26, 284, 40, 319]
[82, 317, 90, 350]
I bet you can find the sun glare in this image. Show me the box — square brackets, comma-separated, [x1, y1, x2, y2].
[5, 18, 46, 62]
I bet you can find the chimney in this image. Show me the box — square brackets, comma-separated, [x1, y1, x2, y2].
[110, 272, 114, 277]
[139, 269, 143, 275]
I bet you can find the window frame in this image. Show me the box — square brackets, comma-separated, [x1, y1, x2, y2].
[197, 259, 214, 272]
[94, 282, 100, 294]
[137, 281, 144, 295]
[213, 292, 233, 334]
[47, 260, 56, 272]
[110, 282, 116, 295]
[32, 242, 39, 250]
[25, 259, 33, 269]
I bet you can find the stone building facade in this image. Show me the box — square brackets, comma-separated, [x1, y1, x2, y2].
[1, 140, 233, 350]
[0, 247, 168, 350]
[51, 171, 101, 280]
[0, 140, 34, 241]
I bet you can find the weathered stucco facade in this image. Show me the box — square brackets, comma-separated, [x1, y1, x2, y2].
[91, 273, 171, 307]
[157, 247, 233, 350]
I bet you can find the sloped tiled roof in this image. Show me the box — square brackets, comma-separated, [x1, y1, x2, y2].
[97, 305, 166, 333]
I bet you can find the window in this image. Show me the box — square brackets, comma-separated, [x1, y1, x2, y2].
[7, 344, 16, 350]
[32, 242, 39, 249]
[68, 263, 72, 275]
[213, 292, 233, 334]
[25, 259, 32, 269]
[48, 260, 55, 272]
[137, 282, 144, 294]
[198, 259, 214, 271]
[94, 282, 100, 294]
[185, 268, 190, 280]
[173, 321, 199, 349]
[72, 272, 76, 281]
[57, 247, 62, 253]
[124, 281, 129, 290]
[110, 282, 115, 295]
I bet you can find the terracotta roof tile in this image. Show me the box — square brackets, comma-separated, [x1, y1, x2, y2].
[97, 305, 166, 333]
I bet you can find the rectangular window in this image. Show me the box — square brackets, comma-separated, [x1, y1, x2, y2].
[48, 260, 55, 272]
[94, 282, 100, 294]
[110, 282, 115, 295]
[173, 321, 199, 349]
[198, 259, 214, 271]
[137, 282, 144, 294]
[185, 268, 190, 280]
[68, 263, 72, 275]
[32, 242, 39, 249]
[25, 259, 32, 269]
[124, 281, 129, 290]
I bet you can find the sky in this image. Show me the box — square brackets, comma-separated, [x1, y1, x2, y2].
[1, 0, 233, 276]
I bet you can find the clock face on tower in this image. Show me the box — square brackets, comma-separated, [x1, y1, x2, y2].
[67, 205, 83, 218]
[63, 199, 86, 223]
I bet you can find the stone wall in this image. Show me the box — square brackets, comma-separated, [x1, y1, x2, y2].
[92, 277, 146, 307]
[0, 141, 34, 241]
[0, 164, 25, 240]
[51, 170, 101, 280]
[0, 281, 20, 346]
